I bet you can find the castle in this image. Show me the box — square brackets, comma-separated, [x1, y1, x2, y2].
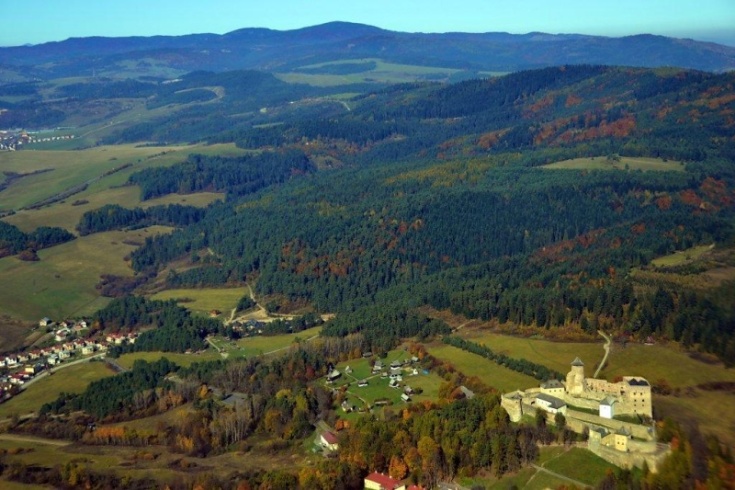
[502, 357, 652, 422]
[501, 357, 668, 472]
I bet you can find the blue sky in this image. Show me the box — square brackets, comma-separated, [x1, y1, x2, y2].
[6, 0, 735, 47]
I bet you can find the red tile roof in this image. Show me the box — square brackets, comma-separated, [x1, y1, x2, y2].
[365, 472, 402, 489]
[322, 431, 338, 444]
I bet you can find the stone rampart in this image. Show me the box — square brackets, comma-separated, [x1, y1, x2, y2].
[566, 409, 653, 441]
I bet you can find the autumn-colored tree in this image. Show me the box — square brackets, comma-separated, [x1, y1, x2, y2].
[389, 455, 408, 480]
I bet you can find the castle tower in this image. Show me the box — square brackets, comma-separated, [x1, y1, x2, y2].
[566, 357, 586, 395]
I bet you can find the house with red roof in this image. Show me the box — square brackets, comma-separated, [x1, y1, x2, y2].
[319, 431, 339, 451]
[364, 472, 405, 490]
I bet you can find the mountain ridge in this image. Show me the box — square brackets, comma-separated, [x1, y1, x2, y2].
[2, 21, 734, 80]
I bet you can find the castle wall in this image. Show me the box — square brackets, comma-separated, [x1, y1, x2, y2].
[585, 378, 625, 396]
[587, 441, 669, 473]
[566, 409, 654, 441]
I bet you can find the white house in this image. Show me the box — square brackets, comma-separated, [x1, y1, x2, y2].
[599, 396, 616, 419]
[319, 431, 339, 451]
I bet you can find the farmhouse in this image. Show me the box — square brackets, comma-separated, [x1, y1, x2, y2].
[319, 431, 339, 451]
[364, 472, 405, 490]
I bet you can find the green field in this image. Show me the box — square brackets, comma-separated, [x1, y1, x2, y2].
[543, 447, 617, 486]
[543, 156, 684, 172]
[228, 326, 323, 358]
[0, 143, 241, 213]
[461, 331, 735, 388]
[150, 287, 248, 317]
[426, 343, 538, 392]
[0, 226, 172, 321]
[276, 58, 504, 87]
[650, 244, 714, 268]
[657, 389, 735, 449]
[0, 362, 114, 418]
[116, 351, 222, 369]
[4, 186, 223, 233]
[116, 326, 324, 368]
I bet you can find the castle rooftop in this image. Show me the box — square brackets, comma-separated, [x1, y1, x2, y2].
[571, 357, 584, 367]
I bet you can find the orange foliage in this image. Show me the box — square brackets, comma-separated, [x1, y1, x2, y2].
[524, 95, 555, 117]
[565, 94, 582, 107]
[631, 223, 646, 235]
[680, 189, 703, 207]
[477, 130, 504, 149]
[655, 195, 673, 210]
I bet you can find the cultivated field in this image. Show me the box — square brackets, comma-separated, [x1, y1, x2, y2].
[543, 156, 684, 172]
[0, 226, 173, 321]
[0, 362, 115, 418]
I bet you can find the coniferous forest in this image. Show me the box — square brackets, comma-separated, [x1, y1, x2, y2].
[2, 61, 735, 489]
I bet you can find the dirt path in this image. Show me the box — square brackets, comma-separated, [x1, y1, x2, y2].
[529, 463, 592, 489]
[0, 433, 71, 447]
[594, 330, 612, 378]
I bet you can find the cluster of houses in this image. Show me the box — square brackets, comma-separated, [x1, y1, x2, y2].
[0, 130, 76, 151]
[229, 319, 266, 336]
[0, 317, 137, 403]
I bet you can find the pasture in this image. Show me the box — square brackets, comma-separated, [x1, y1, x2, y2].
[425, 342, 538, 392]
[116, 351, 222, 369]
[277, 58, 503, 87]
[0, 362, 115, 418]
[0, 226, 173, 321]
[650, 244, 714, 268]
[542, 156, 684, 172]
[460, 330, 735, 388]
[150, 287, 248, 317]
[0, 142, 241, 213]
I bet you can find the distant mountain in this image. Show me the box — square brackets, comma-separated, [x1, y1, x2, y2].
[1, 21, 734, 80]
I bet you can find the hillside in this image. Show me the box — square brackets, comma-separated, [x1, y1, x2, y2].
[68, 65, 732, 364]
[1, 22, 734, 82]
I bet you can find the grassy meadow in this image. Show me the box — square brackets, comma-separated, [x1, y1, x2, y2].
[116, 326, 324, 368]
[0, 142, 241, 214]
[425, 342, 538, 392]
[460, 330, 735, 388]
[650, 244, 715, 267]
[150, 287, 247, 317]
[543, 156, 684, 172]
[0, 362, 114, 418]
[0, 226, 172, 321]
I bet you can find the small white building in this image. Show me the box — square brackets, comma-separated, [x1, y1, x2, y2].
[319, 431, 339, 451]
[599, 396, 616, 419]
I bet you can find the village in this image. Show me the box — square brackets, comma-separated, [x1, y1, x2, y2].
[0, 129, 75, 151]
[0, 316, 136, 405]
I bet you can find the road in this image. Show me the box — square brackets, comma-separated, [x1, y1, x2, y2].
[21, 352, 107, 390]
[0, 433, 71, 447]
[594, 330, 612, 378]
